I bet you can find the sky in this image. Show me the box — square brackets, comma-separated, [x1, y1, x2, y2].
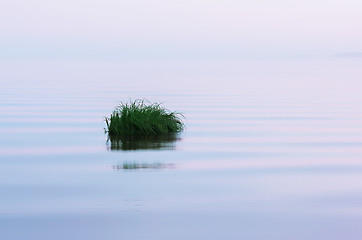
[1, 0, 362, 60]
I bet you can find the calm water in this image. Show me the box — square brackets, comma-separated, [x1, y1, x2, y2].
[1, 59, 362, 239]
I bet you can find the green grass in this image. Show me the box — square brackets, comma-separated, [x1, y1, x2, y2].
[105, 99, 185, 137]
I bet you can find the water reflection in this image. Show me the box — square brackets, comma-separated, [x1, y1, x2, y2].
[107, 134, 181, 151]
[112, 162, 175, 171]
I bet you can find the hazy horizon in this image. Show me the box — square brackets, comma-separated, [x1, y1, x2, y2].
[1, 0, 362, 61]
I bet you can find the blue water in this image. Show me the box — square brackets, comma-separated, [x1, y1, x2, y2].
[1, 59, 362, 239]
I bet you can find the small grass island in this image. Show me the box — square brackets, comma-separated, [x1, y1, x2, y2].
[105, 99, 185, 138]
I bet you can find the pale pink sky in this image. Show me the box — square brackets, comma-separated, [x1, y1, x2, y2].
[1, 0, 362, 60]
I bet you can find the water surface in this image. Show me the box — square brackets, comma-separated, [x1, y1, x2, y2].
[1, 59, 362, 239]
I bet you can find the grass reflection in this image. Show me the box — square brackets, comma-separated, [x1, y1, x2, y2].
[107, 134, 181, 151]
[112, 162, 175, 171]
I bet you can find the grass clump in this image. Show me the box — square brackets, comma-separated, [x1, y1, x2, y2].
[105, 99, 185, 137]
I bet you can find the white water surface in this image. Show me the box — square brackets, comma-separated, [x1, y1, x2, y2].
[1, 59, 362, 239]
